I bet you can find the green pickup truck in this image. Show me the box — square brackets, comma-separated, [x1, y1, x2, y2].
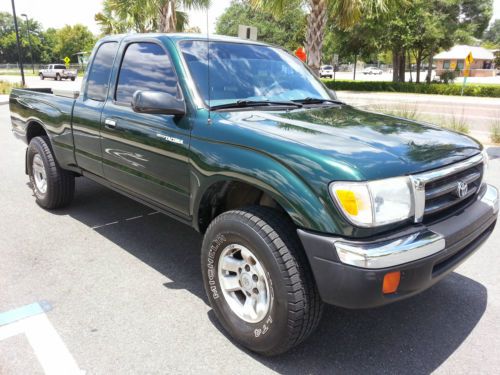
[9, 34, 499, 355]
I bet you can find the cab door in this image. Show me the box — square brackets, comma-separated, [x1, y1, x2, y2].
[72, 41, 119, 175]
[46, 65, 54, 78]
[100, 41, 191, 218]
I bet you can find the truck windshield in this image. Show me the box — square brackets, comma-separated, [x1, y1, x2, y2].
[179, 40, 332, 107]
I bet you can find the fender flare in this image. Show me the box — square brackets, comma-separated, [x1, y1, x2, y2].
[189, 142, 340, 234]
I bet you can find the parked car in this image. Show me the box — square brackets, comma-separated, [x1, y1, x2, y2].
[362, 66, 383, 75]
[319, 64, 334, 78]
[39, 64, 77, 81]
[10, 34, 498, 356]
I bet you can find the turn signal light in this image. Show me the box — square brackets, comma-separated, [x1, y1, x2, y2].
[335, 190, 359, 215]
[383, 271, 401, 294]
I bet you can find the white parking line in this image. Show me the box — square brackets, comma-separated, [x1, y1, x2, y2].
[91, 211, 160, 229]
[0, 302, 84, 375]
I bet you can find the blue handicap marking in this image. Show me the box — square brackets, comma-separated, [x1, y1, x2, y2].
[0, 301, 52, 326]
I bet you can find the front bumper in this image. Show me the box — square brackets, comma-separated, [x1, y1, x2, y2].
[298, 184, 498, 309]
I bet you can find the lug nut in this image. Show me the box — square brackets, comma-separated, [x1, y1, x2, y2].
[245, 265, 250, 272]
[253, 288, 259, 294]
[252, 274, 258, 281]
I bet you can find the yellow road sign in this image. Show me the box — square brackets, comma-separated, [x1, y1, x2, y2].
[465, 52, 473, 66]
[63, 56, 70, 64]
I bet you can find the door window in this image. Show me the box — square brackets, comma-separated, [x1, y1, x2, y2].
[86, 42, 118, 101]
[115, 42, 179, 105]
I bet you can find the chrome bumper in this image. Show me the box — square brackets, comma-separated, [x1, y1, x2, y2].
[334, 184, 498, 269]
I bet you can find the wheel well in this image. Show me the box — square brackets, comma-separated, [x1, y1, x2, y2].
[197, 180, 288, 233]
[26, 122, 47, 143]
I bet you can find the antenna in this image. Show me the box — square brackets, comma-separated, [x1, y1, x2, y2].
[206, 7, 211, 124]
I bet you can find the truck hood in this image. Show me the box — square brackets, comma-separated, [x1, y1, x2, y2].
[216, 105, 481, 181]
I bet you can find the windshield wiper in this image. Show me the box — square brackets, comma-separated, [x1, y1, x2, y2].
[210, 100, 303, 111]
[293, 97, 344, 105]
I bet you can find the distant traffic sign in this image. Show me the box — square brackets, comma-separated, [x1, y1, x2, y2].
[63, 56, 70, 68]
[464, 52, 474, 78]
[465, 52, 474, 66]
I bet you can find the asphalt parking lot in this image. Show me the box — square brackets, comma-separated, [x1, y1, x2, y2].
[1, 104, 499, 374]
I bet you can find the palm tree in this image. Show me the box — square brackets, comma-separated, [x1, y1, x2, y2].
[251, 0, 392, 74]
[95, 0, 209, 34]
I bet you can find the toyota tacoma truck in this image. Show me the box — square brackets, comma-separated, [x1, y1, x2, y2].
[9, 34, 499, 356]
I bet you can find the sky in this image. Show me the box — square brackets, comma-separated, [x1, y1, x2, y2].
[0, 0, 232, 35]
[0, 0, 499, 36]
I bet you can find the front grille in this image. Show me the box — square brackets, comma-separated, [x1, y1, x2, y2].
[411, 153, 485, 223]
[424, 163, 483, 219]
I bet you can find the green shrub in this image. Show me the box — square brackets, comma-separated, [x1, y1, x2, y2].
[0, 80, 21, 94]
[491, 120, 500, 143]
[322, 79, 500, 98]
[373, 104, 421, 121]
[441, 71, 457, 84]
[442, 113, 470, 134]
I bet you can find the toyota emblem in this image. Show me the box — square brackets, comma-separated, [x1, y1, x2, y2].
[456, 180, 468, 198]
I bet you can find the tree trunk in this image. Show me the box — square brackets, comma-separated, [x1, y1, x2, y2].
[416, 49, 422, 83]
[408, 50, 412, 83]
[160, 0, 177, 33]
[305, 0, 327, 75]
[398, 48, 405, 82]
[392, 50, 399, 82]
[353, 55, 357, 80]
[426, 51, 434, 84]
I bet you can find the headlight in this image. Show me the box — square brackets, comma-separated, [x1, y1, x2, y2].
[330, 177, 413, 227]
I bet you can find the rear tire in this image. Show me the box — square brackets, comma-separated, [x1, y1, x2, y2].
[71, 77, 75, 81]
[27, 136, 75, 209]
[201, 206, 323, 355]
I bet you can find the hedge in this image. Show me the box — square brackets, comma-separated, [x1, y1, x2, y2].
[321, 79, 500, 98]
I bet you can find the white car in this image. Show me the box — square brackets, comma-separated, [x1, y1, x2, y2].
[319, 65, 334, 78]
[362, 67, 383, 75]
[39, 64, 78, 81]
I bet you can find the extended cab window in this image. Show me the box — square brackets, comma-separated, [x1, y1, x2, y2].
[55, 65, 66, 69]
[86, 42, 118, 101]
[115, 42, 179, 104]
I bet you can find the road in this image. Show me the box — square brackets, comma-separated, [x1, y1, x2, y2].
[1, 105, 500, 374]
[0, 74, 82, 91]
[329, 71, 500, 84]
[336, 91, 500, 144]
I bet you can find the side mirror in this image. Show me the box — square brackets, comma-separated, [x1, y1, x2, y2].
[328, 89, 338, 100]
[132, 90, 186, 116]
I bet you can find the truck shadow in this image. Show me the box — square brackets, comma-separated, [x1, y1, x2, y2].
[225, 271, 487, 374]
[56, 177, 487, 374]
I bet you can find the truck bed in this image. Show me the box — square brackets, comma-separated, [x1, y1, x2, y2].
[9, 87, 79, 169]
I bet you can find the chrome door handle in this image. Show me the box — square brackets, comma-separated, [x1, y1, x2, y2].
[104, 118, 117, 129]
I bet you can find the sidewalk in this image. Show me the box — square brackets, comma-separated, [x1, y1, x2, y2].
[0, 95, 8, 105]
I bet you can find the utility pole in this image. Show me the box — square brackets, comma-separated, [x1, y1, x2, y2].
[21, 14, 35, 74]
[10, 0, 25, 86]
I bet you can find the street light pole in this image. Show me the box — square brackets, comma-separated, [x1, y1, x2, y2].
[10, 0, 25, 86]
[21, 13, 35, 74]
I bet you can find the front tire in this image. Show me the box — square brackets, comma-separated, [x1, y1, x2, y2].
[39, 73, 44, 80]
[201, 206, 323, 355]
[27, 136, 75, 209]
[56, 73, 61, 81]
